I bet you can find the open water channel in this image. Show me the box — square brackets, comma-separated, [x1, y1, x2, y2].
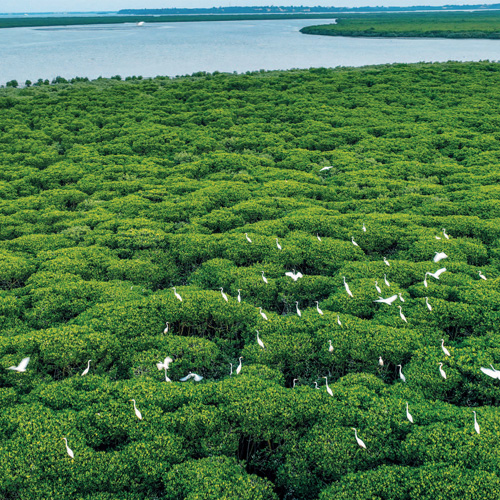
[1, 17, 500, 85]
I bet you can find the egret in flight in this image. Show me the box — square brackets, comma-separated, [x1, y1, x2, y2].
[375, 281, 382, 294]
[478, 271, 487, 280]
[256, 331, 265, 349]
[7, 357, 30, 372]
[236, 357, 243, 375]
[352, 428, 367, 449]
[315, 301, 323, 315]
[441, 339, 450, 357]
[398, 305, 407, 323]
[425, 297, 432, 311]
[261, 271, 268, 284]
[473, 411, 480, 434]
[172, 287, 182, 302]
[438, 363, 447, 380]
[427, 268, 446, 280]
[384, 274, 390, 287]
[397, 364, 406, 382]
[323, 376, 333, 396]
[480, 364, 500, 379]
[245, 233, 252, 243]
[180, 372, 204, 382]
[374, 294, 398, 305]
[295, 301, 302, 317]
[406, 402, 414, 423]
[156, 356, 173, 371]
[81, 360, 91, 377]
[62, 437, 74, 459]
[130, 399, 143, 420]
[343, 276, 353, 297]
[320, 165, 333, 171]
[434, 252, 448, 263]
[285, 269, 303, 281]
[220, 287, 228, 302]
[383, 257, 390, 266]
[259, 307, 268, 321]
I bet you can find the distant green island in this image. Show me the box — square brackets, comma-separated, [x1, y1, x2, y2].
[301, 11, 500, 39]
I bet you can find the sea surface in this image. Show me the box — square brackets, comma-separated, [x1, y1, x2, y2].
[1, 18, 500, 85]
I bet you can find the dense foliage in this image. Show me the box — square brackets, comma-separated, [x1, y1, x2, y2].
[1, 61, 500, 499]
[301, 11, 500, 38]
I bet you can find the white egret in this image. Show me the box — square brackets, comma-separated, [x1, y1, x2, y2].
[315, 301, 323, 315]
[374, 294, 398, 305]
[383, 257, 390, 266]
[423, 275, 428, 288]
[295, 301, 302, 317]
[81, 360, 91, 377]
[229, 363, 233, 376]
[256, 331, 265, 349]
[163, 322, 169, 334]
[323, 376, 333, 396]
[62, 437, 74, 459]
[314, 382, 320, 389]
[438, 363, 447, 380]
[362, 223, 367, 232]
[275, 238, 282, 250]
[136, 21, 145, 26]
[317, 233, 322, 241]
[406, 402, 414, 423]
[434, 252, 448, 263]
[259, 307, 268, 321]
[7, 357, 30, 372]
[473, 411, 480, 435]
[180, 372, 204, 382]
[343, 276, 353, 297]
[236, 357, 243, 375]
[425, 297, 432, 311]
[384, 274, 390, 287]
[351, 428, 367, 449]
[220, 287, 228, 302]
[442, 228, 450, 239]
[441, 339, 451, 357]
[427, 268, 446, 280]
[337, 315, 342, 327]
[156, 356, 173, 371]
[397, 364, 406, 382]
[130, 399, 143, 420]
[261, 271, 268, 284]
[237, 289, 242, 303]
[163, 368, 171, 382]
[480, 364, 500, 379]
[245, 233, 252, 243]
[285, 269, 303, 281]
[293, 378, 298, 388]
[399, 305, 407, 323]
[379, 356, 384, 367]
[320, 165, 333, 171]
[172, 287, 182, 302]
[351, 236, 359, 247]
[328, 340, 334, 353]
[375, 281, 382, 294]
[435, 235, 442, 240]
[478, 271, 487, 280]
[398, 293, 405, 303]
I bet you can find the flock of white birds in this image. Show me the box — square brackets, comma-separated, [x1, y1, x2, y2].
[5, 224, 496, 458]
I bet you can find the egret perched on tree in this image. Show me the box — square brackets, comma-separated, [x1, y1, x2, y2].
[220, 287, 228, 302]
[172, 287, 183, 302]
[315, 301, 323, 315]
[383, 257, 390, 266]
[375, 281, 382, 294]
[427, 268, 446, 280]
[285, 269, 303, 281]
[293, 378, 298, 388]
[441, 339, 451, 357]
[434, 252, 448, 263]
[62, 437, 74, 459]
[229, 363, 233, 376]
[328, 340, 334, 353]
[323, 376, 333, 396]
[237, 289, 241, 303]
[7, 357, 30, 372]
[442, 228, 450, 239]
[314, 382, 320, 389]
[425, 297, 432, 311]
[406, 402, 414, 423]
[259, 307, 268, 321]
[480, 364, 500, 379]
[261, 271, 268, 284]
[81, 360, 91, 377]
[397, 364, 406, 382]
[399, 305, 407, 323]
[320, 165, 333, 171]
[236, 357, 243, 375]
[163, 322, 169, 334]
[351, 428, 367, 449]
[295, 301, 302, 317]
[245, 233, 252, 243]
[384, 274, 390, 287]
[351, 236, 359, 247]
[180, 372, 204, 382]
[276, 238, 282, 250]
[398, 293, 405, 303]
[379, 356, 384, 367]
[424, 275, 428, 288]
[256, 331, 265, 349]
[473, 411, 480, 434]
[343, 276, 353, 297]
[478, 271, 487, 280]
[337, 315, 342, 327]
[438, 363, 447, 380]
[130, 399, 143, 420]
[317, 233, 322, 242]
[374, 294, 398, 305]
[362, 223, 367, 232]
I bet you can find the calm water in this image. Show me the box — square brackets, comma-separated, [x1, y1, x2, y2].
[1, 18, 500, 85]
